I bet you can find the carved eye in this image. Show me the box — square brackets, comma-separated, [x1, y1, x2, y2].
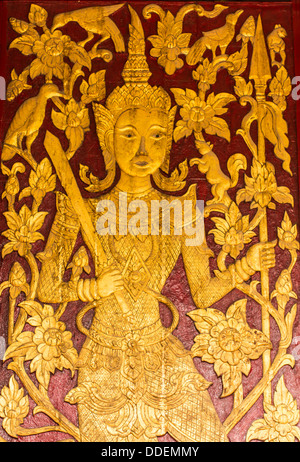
[152, 132, 164, 140]
[123, 132, 135, 139]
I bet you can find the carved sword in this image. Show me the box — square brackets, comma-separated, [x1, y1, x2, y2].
[44, 130, 132, 315]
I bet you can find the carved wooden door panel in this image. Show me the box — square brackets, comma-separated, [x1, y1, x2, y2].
[0, 0, 299, 442]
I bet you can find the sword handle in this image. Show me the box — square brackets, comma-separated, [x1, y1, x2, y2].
[115, 291, 132, 316]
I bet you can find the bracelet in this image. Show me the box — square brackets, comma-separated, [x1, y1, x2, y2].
[228, 264, 244, 286]
[235, 259, 250, 281]
[241, 256, 256, 276]
[77, 278, 99, 302]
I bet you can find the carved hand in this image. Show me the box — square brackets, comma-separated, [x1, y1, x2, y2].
[96, 267, 124, 297]
[246, 240, 277, 272]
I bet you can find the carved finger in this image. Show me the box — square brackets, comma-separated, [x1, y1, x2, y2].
[107, 269, 122, 275]
[262, 258, 275, 268]
[263, 240, 277, 249]
[262, 256, 275, 265]
[112, 275, 124, 282]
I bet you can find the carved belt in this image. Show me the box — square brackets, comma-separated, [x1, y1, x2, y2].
[88, 317, 170, 350]
[76, 289, 180, 350]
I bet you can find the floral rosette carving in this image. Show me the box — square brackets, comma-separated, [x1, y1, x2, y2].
[4, 301, 78, 390]
[0, 376, 29, 438]
[209, 201, 256, 260]
[189, 300, 272, 397]
[246, 376, 300, 442]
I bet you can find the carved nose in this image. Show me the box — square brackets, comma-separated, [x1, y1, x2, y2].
[137, 136, 147, 156]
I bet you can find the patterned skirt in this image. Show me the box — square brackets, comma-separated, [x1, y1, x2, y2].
[65, 319, 228, 442]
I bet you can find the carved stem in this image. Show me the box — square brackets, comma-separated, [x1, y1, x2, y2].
[288, 248, 298, 273]
[9, 359, 80, 441]
[248, 207, 264, 231]
[7, 296, 15, 345]
[223, 348, 293, 433]
[233, 384, 243, 408]
[223, 280, 295, 432]
[237, 282, 288, 344]
[176, 4, 198, 22]
[13, 252, 40, 341]
[17, 425, 68, 437]
[54, 302, 68, 320]
[142, 4, 165, 22]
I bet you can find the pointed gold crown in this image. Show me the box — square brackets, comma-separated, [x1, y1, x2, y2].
[105, 5, 171, 117]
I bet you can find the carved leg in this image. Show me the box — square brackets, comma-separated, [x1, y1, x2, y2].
[167, 392, 228, 442]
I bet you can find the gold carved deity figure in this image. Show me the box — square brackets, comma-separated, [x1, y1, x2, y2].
[0, 2, 299, 443]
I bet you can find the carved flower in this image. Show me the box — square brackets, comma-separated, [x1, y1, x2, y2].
[0, 262, 30, 301]
[6, 69, 32, 101]
[67, 246, 91, 278]
[51, 98, 90, 158]
[271, 269, 297, 309]
[277, 212, 299, 251]
[19, 158, 56, 206]
[192, 59, 218, 94]
[0, 375, 29, 438]
[209, 202, 256, 259]
[4, 302, 78, 389]
[29, 30, 72, 81]
[189, 300, 272, 397]
[247, 376, 300, 442]
[80, 70, 106, 105]
[236, 16, 255, 44]
[9, 262, 30, 299]
[237, 159, 293, 210]
[2, 205, 47, 257]
[171, 88, 235, 142]
[32, 316, 72, 361]
[148, 12, 191, 75]
[29, 30, 91, 82]
[269, 67, 291, 111]
[1, 163, 25, 206]
[121, 332, 145, 357]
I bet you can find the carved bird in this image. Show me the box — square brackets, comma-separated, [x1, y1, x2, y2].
[186, 10, 243, 65]
[51, 4, 125, 52]
[2, 84, 63, 163]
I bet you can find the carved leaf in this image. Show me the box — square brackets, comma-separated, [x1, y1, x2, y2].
[28, 4, 48, 27]
[206, 92, 236, 115]
[9, 18, 37, 36]
[173, 121, 192, 142]
[246, 419, 270, 442]
[9, 33, 35, 56]
[67, 43, 92, 70]
[221, 365, 243, 398]
[269, 67, 291, 111]
[227, 44, 248, 76]
[261, 102, 291, 175]
[204, 116, 231, 142]
[234, 76, 253, 98]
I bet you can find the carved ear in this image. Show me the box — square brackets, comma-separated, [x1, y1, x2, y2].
[160, 105, 177, 174]
[105, 130, 114, 156]
[90, 103, 116, 192]
[92, 103, 115, 152]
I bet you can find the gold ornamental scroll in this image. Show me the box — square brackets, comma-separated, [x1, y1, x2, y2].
[0, 1, 299, 443]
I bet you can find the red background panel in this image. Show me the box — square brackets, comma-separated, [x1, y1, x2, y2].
[0, 0, 299, 442]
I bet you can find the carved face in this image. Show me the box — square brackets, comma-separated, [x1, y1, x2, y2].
[113, 107, 169, 177]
